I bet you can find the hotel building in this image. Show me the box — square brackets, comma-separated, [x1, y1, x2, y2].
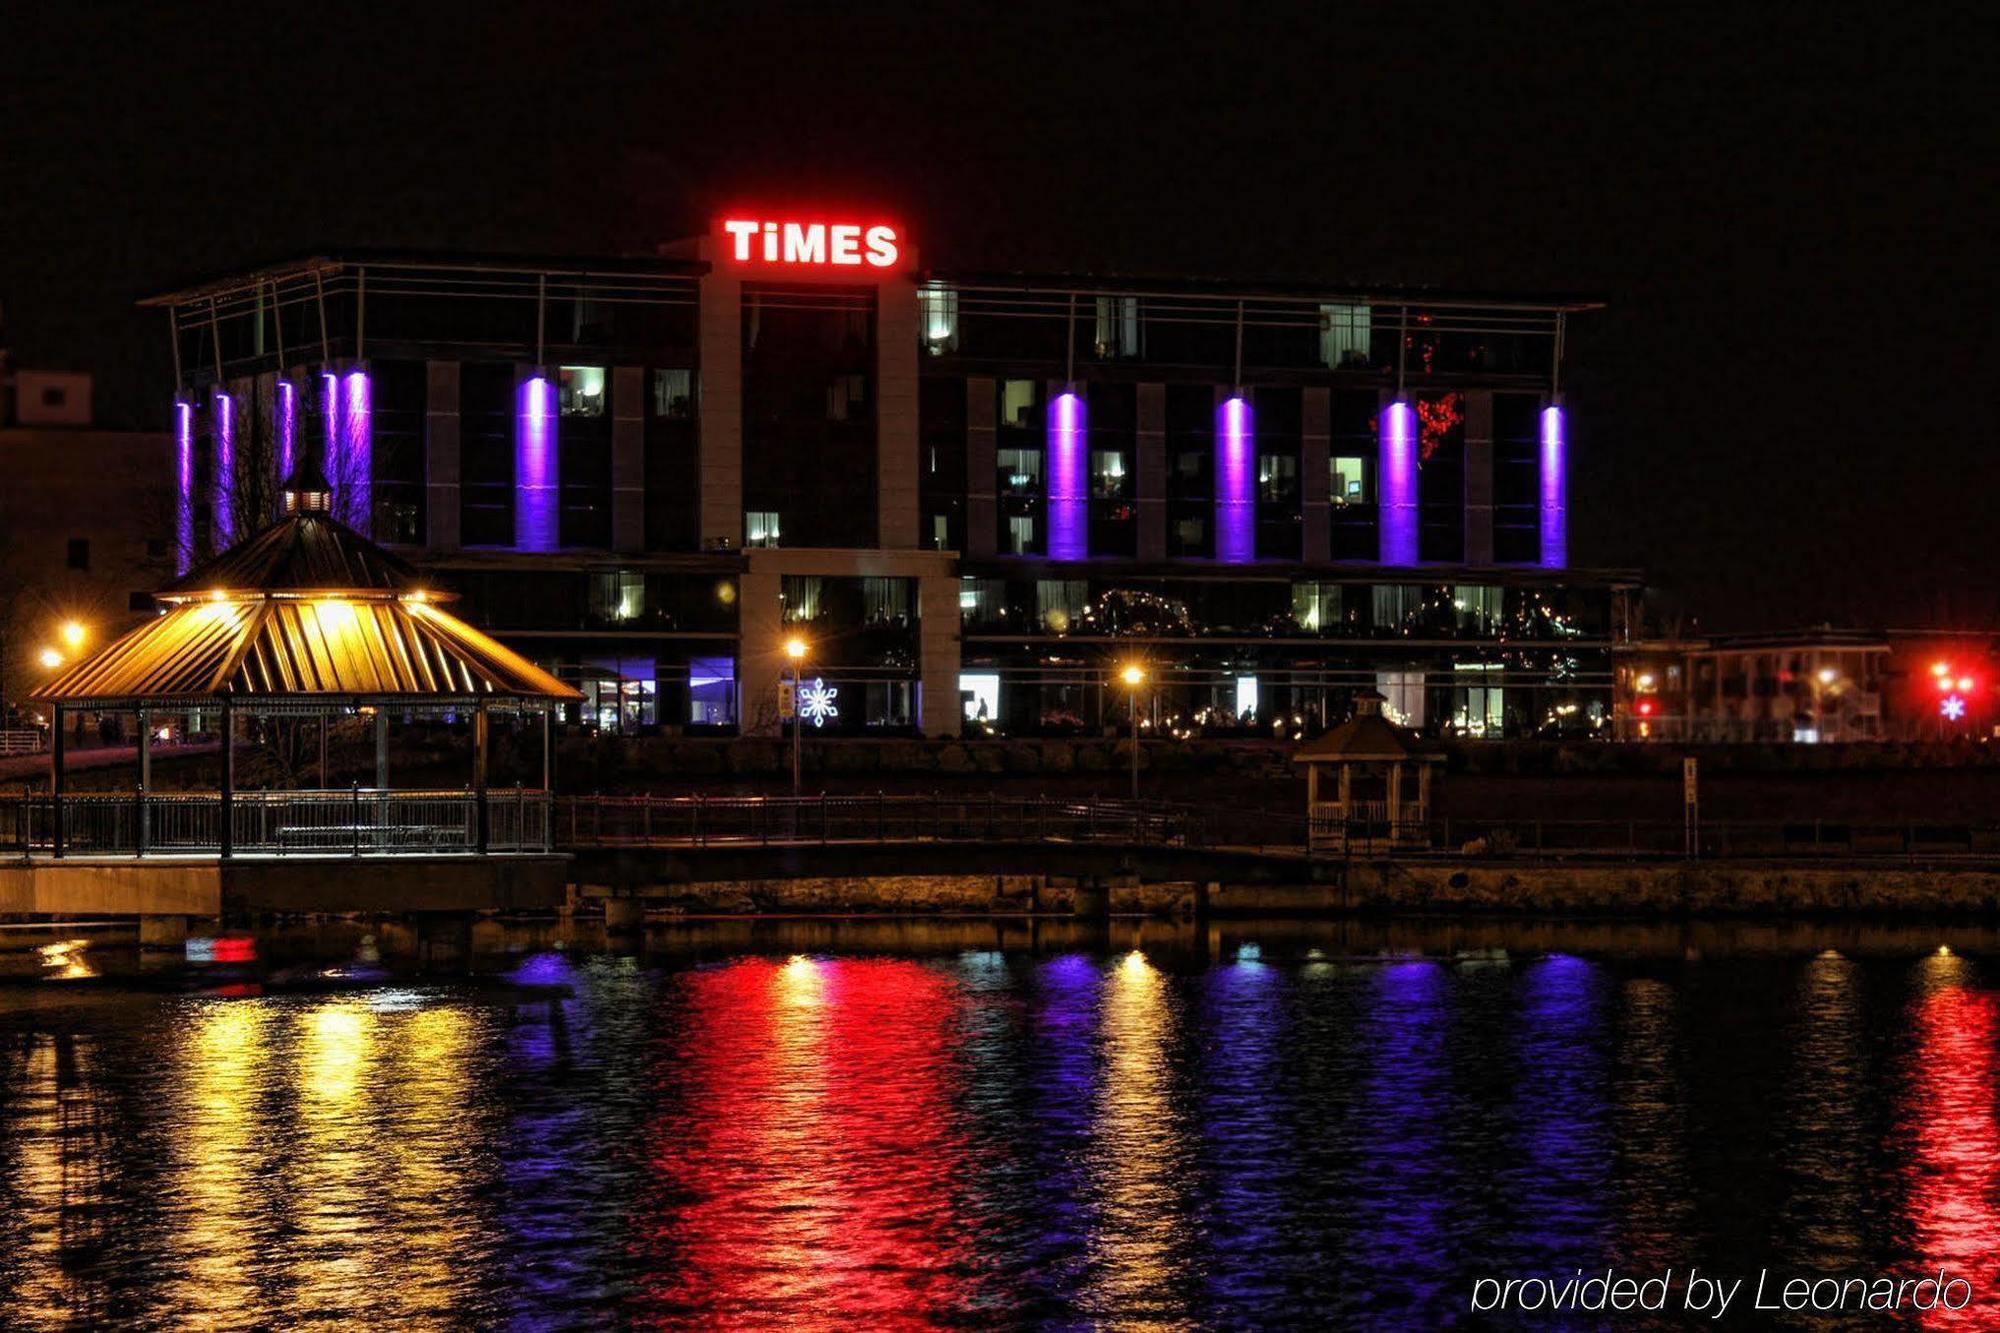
[145, 219, 1633, 740]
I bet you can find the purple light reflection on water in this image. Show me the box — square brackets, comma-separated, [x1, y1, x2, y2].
[1509, 954, 1610, 1261]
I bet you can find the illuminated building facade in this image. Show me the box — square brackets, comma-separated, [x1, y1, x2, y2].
[146, 223, 1628, 739]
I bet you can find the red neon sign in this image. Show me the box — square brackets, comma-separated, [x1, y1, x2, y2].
[719, 218, 901, 268]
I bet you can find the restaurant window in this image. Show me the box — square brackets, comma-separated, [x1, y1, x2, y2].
[688, 656, 737, 728]
[650, 368, 696, 418]
[920, 282, 959, 354]
[1331, 455, 1371, 505]
[1319, 304, 1372, 368]
[582, 656, 656, 733]
[559, 366, 606, 416]
[745, 510, 781, 548]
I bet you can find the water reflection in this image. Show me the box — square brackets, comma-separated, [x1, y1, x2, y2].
[1, 926, 2000, 1327]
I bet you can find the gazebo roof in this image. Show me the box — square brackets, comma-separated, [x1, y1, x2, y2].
[32, 507, 581, 705]
[1290, 690, 1442, 764]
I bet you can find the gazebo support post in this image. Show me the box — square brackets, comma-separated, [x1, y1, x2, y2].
[51, 703, 66, 859]
[318, 711, 328, 788]
[136, 704, 151, 856]
[219, 696, 235, 858]
[473, 700, 490, 853]
[373, 708, 388, 789]
[540, 704, 552, 792]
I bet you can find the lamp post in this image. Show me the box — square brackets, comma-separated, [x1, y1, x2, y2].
[1120, 662, 1146, 802]
[786, 636, 808, 802]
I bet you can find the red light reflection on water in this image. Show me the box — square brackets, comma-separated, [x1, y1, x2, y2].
[1904, 961, 2000, 1326]
[635, 957, 973, 1325]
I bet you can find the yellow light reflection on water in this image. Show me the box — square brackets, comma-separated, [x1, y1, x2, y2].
[173, 1002, 273, 1323]
[36, 939, 95, 980]
[1086, 949, 1186, 1318]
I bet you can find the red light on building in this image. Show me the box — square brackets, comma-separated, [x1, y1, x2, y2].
[1636, 698, 1656, 716]
[719, 218, 901, 268]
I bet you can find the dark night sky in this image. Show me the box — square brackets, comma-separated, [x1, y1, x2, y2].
[3, 2, 1994, 631]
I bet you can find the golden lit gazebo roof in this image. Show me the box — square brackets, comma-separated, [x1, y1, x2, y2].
[33, 510, 581, 705]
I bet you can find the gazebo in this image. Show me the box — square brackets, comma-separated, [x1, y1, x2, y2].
[1291, 689, 1443, 853]
[30, 459, 581, 858]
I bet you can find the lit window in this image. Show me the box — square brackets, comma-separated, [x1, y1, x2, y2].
[1291, 581, 1341, 632]
[745, 510, 781, 548]
[1094, 295, 1140, 358]
[1234, 675, 1259, 721]
[999, 380, 1039, 429]
[591, 571, 646, 623]
[1091, 449, 1128, 498]
[651, 368, 696, 418]
[1006, 515, 1037, 555]
[1319, 304, 1372, 368]
[1331, 455, 1370, 505]
[930, 514, 951, 550]
[781, 575, 824, 622]
[1035, 580, 1088, 633]
[997, 447, 1042, 496]
[863, 577, 913, 625]
[919, 282, 959, 354]
[1173, 516, 1206, 548]
[960, 672, 1001, 724]
[1453, 585, 1502, 634]
[559, 366, 606, 417]
[688, 656, 737, 727]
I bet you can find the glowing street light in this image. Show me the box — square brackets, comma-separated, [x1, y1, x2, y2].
[60, 620, 86, 650]
[1120, 662, 1147, 801]
[785, 636, 810, 801]
[37, 647, 63, 671]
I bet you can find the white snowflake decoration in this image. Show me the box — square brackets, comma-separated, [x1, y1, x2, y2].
[1941, 694, 1966, 721]
[798, 677, 840, 728]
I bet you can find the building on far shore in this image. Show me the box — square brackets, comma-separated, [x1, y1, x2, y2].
[1613, 628, 1997, 742]
[139, 219, 1636, 741]
[0, 367, 175, 726]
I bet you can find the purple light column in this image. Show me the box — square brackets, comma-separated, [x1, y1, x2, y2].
[1215, 395, 1254, 563]
[276, 377, 298, 497]
[174, 399, 193, 574]
[516, 375, 558, 551]
[1046, 391, 1087, 561]
[1539, 403, 1568, 569]
[340, 368, 373, 533]
[1378, 399, 1418, 566]
[211, 390, 236, 547]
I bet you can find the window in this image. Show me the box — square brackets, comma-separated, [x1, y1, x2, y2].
[919, 282, 959, 354]
[746, 510, 781, 548]
[559, 366, 606, 417]
[1454, 585, 1503, 634]
[1373, 584, 1425, 633]
[1234, 675, 1259, 722]
[1320, 304, 1372, 368]
[782, 575, 824, 622]
[688, 656, 737, 727]
[1291, 581, 1342, 632]
[41, 386, 67, 408]
[1091, 449, 1129, 498]
[999, 379, 1039, 429]
[583, 657, 656, 733]
[590, 571, 646, 623]
[997, 447, 1042, 496]
[1257, 454, 1299, 503]
[930, 514, 950, 550]
[1094, 296, 1140, 357]
[864, 577, 914, 625]
[651, 368, 696, 418]
[1036, 579, 1089, 633]
[1377, 669, 1426, 728]
[1331, 455, 1370, 505]
[65, 538, 89, 571]
[960, 672, 1001, 726]
[127, 590, 154, 612]
[826, 373, 868, 421]
[1173, 516, 1207, 550]
[1452, 664, 1505, 736]
[960, 578, 1005, 627]
[1006, 515, 1037, 555]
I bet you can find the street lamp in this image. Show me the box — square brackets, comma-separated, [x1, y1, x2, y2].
[61, 620, 86, 651]
[38, 647, 63, 671]
[1120, 662, 1146, 801]
[785, 636, 808, 801]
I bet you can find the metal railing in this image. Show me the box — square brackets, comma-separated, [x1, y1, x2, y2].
[556, 794, 1193, 850]
[0, 789, 553, 856]
[0, 729, 44, 757]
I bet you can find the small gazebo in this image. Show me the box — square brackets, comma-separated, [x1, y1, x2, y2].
[30, 458, 581, 858]
[1291, 689, 1443, 853]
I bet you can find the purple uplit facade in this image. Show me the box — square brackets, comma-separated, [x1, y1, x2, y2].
[1378, 399, 1418, 566]
[1046, 392, 1087, 561]
[339, 368, 373, 533]
[1539, 403, 1567, 569]
[276, 377, 298, 499]
[516, 375, 558, 552]
[211, 391, 236, 547]
[1215, 396, 1254, 564]
[174, 399, 193, 574]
